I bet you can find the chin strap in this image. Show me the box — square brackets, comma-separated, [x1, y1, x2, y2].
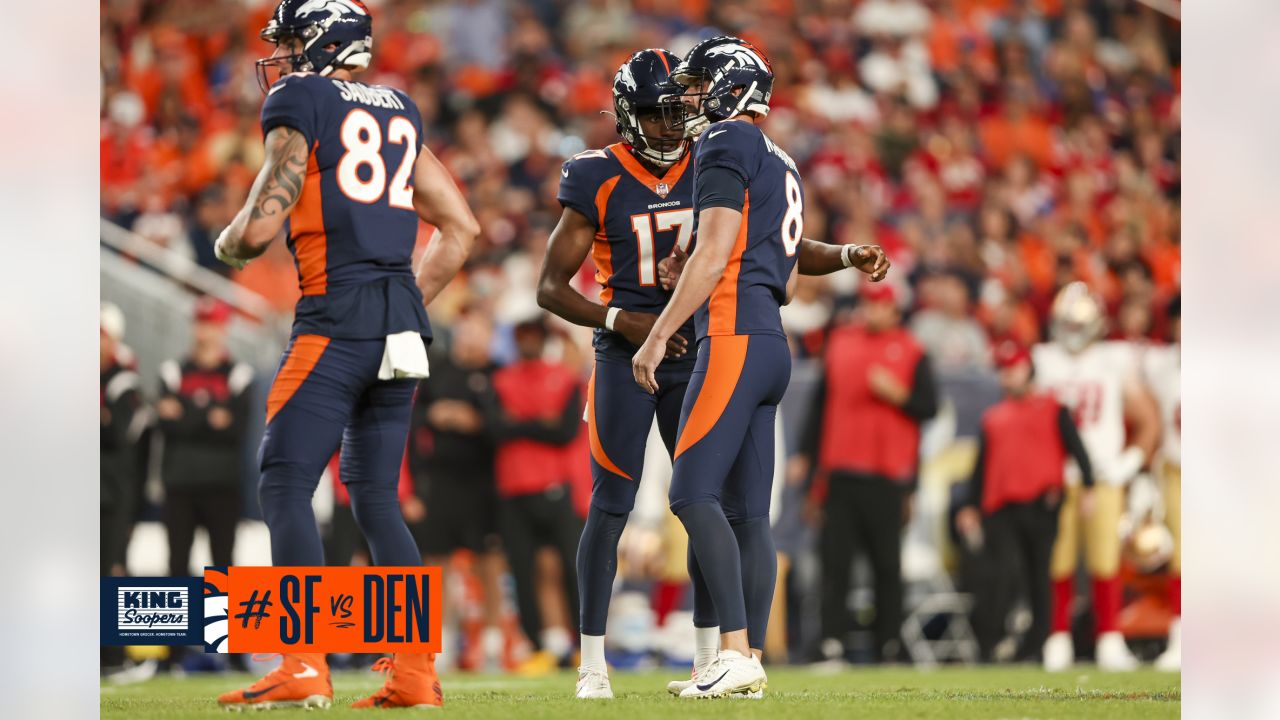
[636, 138, 686, 168]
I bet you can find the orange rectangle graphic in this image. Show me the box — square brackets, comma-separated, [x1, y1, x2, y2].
[210, 567, 442, 654]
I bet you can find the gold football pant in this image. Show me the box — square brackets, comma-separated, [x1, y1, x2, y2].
[1162, 462, 1181, 575]
[1050, 484, 1124, 634]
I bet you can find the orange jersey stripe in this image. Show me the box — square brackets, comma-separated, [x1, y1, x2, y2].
[591, 175, 622, 305]
[607, 143, 690, 196]
[587, 368, 634, 481]
[707, 192, 749, 336]
[265, 334, 330, 425]
[674, 335, 749, 458]
[291, 144, 328, 296]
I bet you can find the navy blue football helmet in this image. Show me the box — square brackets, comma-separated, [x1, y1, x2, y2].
[669, 36, 774, 137]
[612, 49, 688, 167]
[256, 0, 373, 92]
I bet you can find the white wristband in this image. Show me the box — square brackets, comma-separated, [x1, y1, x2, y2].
[605, 306, 621, 331]
[841, 244, 857, 268]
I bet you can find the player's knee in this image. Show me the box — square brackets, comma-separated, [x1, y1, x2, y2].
[667, 491, 695, 516]
[256, 463, 321, 531]
[590, 478, 638, 515]
[346, 483, 401, 529]
[257, 462, 318, 506]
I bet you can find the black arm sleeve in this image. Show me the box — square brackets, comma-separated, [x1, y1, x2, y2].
[901, 354, 940, 421]
[695, 165, 747, 212]
[1058, 405, 1094, 488]
[966, 431, 987, 510]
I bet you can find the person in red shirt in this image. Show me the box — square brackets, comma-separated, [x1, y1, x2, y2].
[488, 315, 584, 671]
[956, 340, 1094, 662]
[799, 282, 939, 664]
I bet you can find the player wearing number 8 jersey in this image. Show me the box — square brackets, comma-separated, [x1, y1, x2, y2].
[213, 0, 479, 710]
[633, 35, 807, 699]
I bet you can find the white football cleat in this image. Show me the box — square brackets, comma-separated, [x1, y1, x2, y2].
[678, 650, 766, 699]
[575, 668, 614, 699]
[1096, 631, 1139, 672]
[1155, 618, 1181, 671]
[667, 658, 714, 696]
[1043, 631, 1074, 672]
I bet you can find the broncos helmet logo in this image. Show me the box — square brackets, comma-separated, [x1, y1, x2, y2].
[704, 42, 771, 75]
[616, 62, 638, 92]
[296, 0, 368, 23]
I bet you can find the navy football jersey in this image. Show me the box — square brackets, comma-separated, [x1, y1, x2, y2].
[691, 121, 804, 339]
[556, 143, 696, 358]
[261, 73, 432, 340]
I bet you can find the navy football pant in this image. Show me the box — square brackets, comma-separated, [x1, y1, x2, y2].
[257, 335, 422, 568]
[576, 354, 718, 636]
[670, 334, 790, 644]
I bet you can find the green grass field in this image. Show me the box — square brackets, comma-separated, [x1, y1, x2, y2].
[101, 666, 1179, 719]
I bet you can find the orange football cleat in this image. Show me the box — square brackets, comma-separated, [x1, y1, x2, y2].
[351, 653, 444, 709]
[217, 653, 332, 711]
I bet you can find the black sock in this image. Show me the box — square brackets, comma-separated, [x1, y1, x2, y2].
[576, 506, 628, 636]
[731, 516, 776, 651]
[676, 502, 746, 634]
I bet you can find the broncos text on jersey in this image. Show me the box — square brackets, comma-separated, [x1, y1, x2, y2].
[557, 143, 697, 356]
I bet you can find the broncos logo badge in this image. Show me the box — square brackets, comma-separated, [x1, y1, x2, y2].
[296, 0, 368, 23]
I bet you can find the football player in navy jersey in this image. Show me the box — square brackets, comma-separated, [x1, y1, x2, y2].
[630, 35, 848, 698]
[213, 0, 479, 710]
[538, 48, 889, 699]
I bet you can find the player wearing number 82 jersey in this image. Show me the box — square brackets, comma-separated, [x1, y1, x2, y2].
[259, 72, 431, 338]
[214, 0, 480, 710]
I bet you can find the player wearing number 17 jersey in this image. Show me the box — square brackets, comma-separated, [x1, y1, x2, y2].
[213, 0, 479, 710]
[633, 35, 803, 698]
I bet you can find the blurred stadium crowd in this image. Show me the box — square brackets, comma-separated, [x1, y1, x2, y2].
[100, 0, 1180, 674]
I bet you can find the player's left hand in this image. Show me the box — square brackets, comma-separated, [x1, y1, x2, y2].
[847, 244, 890, 281]
[632, 336, 665, 394]
[214, 230, 249, 270]
[657, 245, 689, 291]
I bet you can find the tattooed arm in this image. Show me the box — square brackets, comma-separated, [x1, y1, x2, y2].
[215, 126, 310, 268]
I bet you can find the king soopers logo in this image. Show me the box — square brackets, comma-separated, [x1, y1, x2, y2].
[117, 586, 189, 630]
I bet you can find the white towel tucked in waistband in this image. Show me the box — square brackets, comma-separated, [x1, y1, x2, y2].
[377, 331, 431, 380]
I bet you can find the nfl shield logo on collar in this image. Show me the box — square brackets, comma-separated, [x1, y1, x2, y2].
[655, 182, 670, 198]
